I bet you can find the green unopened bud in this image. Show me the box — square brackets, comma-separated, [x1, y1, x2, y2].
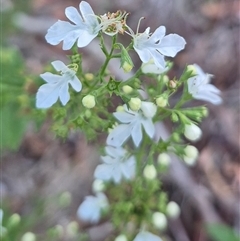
[171, 113, 179, 122]
[7, 213, 21, 228]
[85, 109, 92, 119]
[143, 164, 157, 180]
[82, 95, 96, 109]
[152, 212, 168, 230]
[58, 191, 72, 207]
[85, 73, 94, 81]
[133, 78, 141, 89]
[120, 47, 134, 72]
[183, 145, 199, 166]
[122, 85, 133, 94]
[156, 96, 168, 107]
[186, 65, 197, 75]
[115, 234, 128, 241]
[21, 232, 36, 241]
[157, 153, 171, 167]
[128, 97, 141, 111]
[166, 201, 181, 219]
[163, 75, 169, 84]
[66, 221, 79, 238]
[172, 133, 180, 142]
[184, 123, 202, 141]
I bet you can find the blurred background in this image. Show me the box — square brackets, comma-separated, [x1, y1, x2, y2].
[1, 0, 240, 240]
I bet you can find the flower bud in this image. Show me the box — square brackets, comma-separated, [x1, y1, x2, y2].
[21, 232, 36, 241]
[169, 80, 177, 89]
[7, 213, 21, 228]
[85, 73, 94, 81]
[53, 225, 64, 238]
[171, 113, 179, 122]
[183, 145, 199, 166]
[66, 221, 79, 238]
[152, 212, 168, 230]
[186, 65, 197, 75]
[157, 153, 171, 167]
[115, 234, 128, 241]
[92, 179, 105, 193]
[82, 95, 96, 109]
[162, 75, 169, 84]
[128, 97, 141, 111]
[166, 201, 181, 219]
[85, 109, 92, 119]
[143, 164, 157, 180]
[184, 123, 202, 141]
[200, 106, 208, 117]
[156, 96, 168, 108]
[122, 85, 133, 94]
[120, 47, 134, 73]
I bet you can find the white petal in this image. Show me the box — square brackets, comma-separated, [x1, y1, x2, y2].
[40, 72, 62, 84]
[141, 119, 155, 138]
[120, 156, 136, 179]
[69, 76, 82, 92]
[194, 91, 222, 105]
[134, 231, 162, 241]
[77, 197, 100, 223]
[94, 164, 115, 182]
[107, 124, 131, 147]
[150, 26, 166, 43]
[158, 34, 186, 57]
[134, 46, 151, 63]
[105, 146, 126, 158]
[62, 29, 83, 50]
[80, 1, 99, 28]
[36, 83, 60, 108]
[51, 60, 67, 72]
[77, 30, 98, 48]
[149, 48, 166, 69]
[131, 121, 142, 147]
[141, 102, 157, 118]
[45, 20, 78, 46]
[65, 6, 84, 26]
[113, 111, 137, 123]
[59, 82, 70, 106]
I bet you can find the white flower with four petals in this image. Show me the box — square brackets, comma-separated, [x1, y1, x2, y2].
[36, 60, 82, 108]
[107, 102, 157, 147]
[187, 64, 222, 105]
[94, 146, 136, 184]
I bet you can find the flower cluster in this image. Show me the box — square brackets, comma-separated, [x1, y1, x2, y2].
[36, 1, 223, 240]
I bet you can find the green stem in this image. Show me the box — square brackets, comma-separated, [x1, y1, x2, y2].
[98, 35, 117, 83]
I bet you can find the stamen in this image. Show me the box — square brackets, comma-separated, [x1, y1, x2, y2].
[136, 17, 145, 34]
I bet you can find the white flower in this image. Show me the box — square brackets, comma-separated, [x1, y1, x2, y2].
[77, 192, 109, 224]
[133, 231, 162, 241]
[36, 60, 82, 108]
[187, 64, 222, 105]
[45, 1, 101, 50]
[127, 22, 186, 69]
[107, 102, 157, 147]
[184, 123, 202, 141]
[94, 146, 136, 184]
